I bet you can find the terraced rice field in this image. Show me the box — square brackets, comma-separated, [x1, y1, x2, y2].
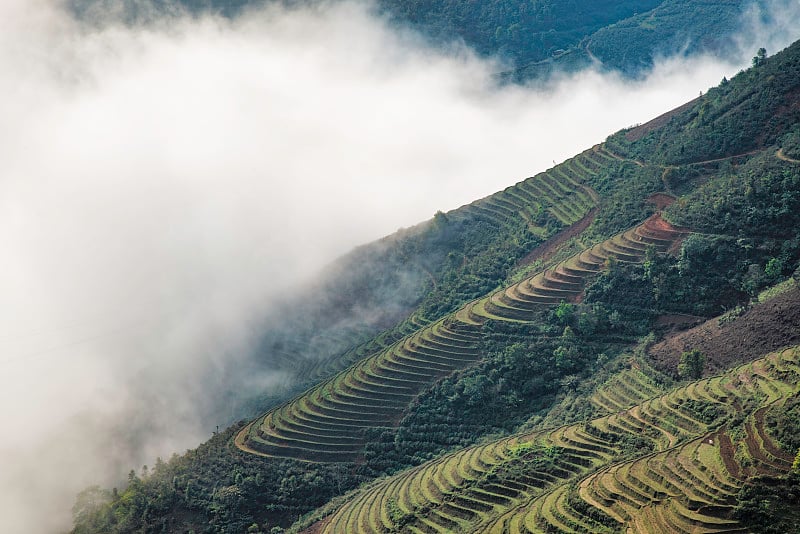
[319, 347, 800, 533]
[301, 317, 425, 382]
[451, 147, 604, 231]
[238, 212, 686, 463]
[468, 214, 687, 323]
[237, 144, 687, 464]
[237, 148, 631, 461]
[245, 149, 617, 386]
[239, 317, 482, 462]
[590, 364, 665, 414]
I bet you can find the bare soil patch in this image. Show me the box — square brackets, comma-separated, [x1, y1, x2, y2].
[300, 516, 331, 534]
[653, 313, 705, 330]
[777, 148, 800, 164]
[755, 407, 794, 462]
[648, 286, 800, 376]
[716, 431, 740, 479]
[646, 193, 676, 210]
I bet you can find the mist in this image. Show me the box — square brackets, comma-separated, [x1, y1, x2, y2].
[1, 0, 798, 532]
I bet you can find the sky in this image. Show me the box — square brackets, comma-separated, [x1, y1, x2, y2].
[1, 0, 799, 532]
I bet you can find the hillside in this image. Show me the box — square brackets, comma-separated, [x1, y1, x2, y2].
[318, 344, 800, 533]
[71, 33, 800, 534]
[70, 0, 772, 80]
[649, 285, 800, 374]
[236, 213, 686, 463]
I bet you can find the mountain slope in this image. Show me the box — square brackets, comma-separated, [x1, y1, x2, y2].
[236, 212, 685, 462]
[319, 344, 799, 533]
[70, 0, 777, 81]
[71, 37, 800, 534]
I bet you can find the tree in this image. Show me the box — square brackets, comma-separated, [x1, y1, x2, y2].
[433, 210, 449, 228]
[72, 486, 111, 534]
[678, 349, 706, 379]
[553, 301, 574, 325]
[765, 257, 783, 279]
[752, 47, 767, 67]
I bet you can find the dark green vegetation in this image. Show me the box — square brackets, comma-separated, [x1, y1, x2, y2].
[70, 0, 775, 81]
[375, 0, 663, 70]
[677, 348, 706, 379]
[735, 471, 800, 533]
[338, 0, 778, 80]
[609, 44, 800, 166]
[573, 0, 760, 75]
[72, 30, 800, 534]
[72, 426, 363, 533]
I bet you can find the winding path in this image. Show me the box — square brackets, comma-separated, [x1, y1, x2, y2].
[777, 148, 800, 163]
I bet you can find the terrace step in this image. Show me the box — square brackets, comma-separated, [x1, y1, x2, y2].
[319, 347, 800, 532]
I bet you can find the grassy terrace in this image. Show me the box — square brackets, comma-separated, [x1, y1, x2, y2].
[301, 321, 421, 383]
[238, 212, 686, 463]
[451, 147, 601, 231]
[239, 317, 482, 462]
[590, 365, 664, 413]
[247, 148, 613, 392]
[242, 203, 686, 465]
[236, 148, 635, 463]
[69, 45, 800, 534]
[475, 214, 687, 322]
[320, 347, 800, 533]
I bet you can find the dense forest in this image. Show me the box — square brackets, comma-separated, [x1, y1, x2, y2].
[374, 0, 662, 64]
[69, 0, 773, 80]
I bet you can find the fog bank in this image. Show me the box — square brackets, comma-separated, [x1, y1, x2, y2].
[1, 0, 797, 532]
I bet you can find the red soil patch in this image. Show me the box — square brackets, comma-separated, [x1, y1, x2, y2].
[517, 207, 598, 267]
[646, 214, 691, 256]
[742, 413, 786, 474]
[648, 213, 683, 232]
[300, 516, 331, 534]
[648, 285, 800, 376]
[755, 408, 795, 462]
[646, 193, 676, 210]
[744, 418, 765, 466]
[716, 431, 740, 479]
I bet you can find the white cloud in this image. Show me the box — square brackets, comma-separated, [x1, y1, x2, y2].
[0, 1, 797, 532]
